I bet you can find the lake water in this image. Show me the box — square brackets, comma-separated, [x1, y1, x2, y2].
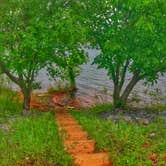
[36, 49, 166, 106]
[7, 49, 165, 106]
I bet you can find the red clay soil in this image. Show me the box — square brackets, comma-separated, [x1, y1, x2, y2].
[17, 92, 54, 111]
[52, 91, 110, 109]
[30, 94, 54, 110]
[55, 110, 112, 166]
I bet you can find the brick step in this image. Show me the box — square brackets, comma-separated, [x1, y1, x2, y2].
[57, 120, 78, 126]
[56, 115, 73, 119]
[56, 117, 75, 122]
[62, 131, 88, 140]
[59, 125, 83, 133]
[74, 153, 111, 166]
[64, 140, 95, 154]
[56, 112, 72, 115]
[54, 112, 112, 166]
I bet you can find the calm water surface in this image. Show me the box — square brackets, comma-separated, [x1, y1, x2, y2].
[36, 49, 166, 105]
[8, 49, 165, 105]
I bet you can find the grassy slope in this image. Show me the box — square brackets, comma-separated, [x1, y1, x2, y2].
[71, 110, 166, 166]
[0, 86, 72, 166]
[0, 112, 72, 166]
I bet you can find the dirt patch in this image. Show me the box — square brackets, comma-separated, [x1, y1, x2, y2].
[17, 92, 54, 111]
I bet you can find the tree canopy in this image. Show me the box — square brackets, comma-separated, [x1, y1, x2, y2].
[0, 0, 165, 111]
[80, 0, 166, 108]
[0, 0, 87, 114]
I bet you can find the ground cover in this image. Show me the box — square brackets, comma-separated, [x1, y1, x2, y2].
[71, 109, 166, 166]
[0, 86, 72, 166]
[0, 112, 72, 166]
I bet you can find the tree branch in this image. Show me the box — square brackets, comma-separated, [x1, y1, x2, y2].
[0, 59, 20, 85]
[121, 72, 140, 102]
[109, 62, 116, 84]
[119, 59, 130, 89]
[115, 62, 120, 85]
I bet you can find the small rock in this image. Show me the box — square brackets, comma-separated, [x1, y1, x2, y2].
[149, 132, 155, 138]
[107, 115, 118, 121]
[107, 115, 114, 120]
[123, 116, 132, 122]
[25, 157, 30, 160]
[135, 117, 141, 121]
[137, 118, 149, 125]
[0, 124, 9, 133]
[142, 119, 149, 125]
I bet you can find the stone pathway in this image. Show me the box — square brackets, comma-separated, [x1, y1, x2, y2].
[55, 111, 112, 166]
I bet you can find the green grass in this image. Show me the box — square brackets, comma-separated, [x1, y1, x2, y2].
[145, 105, 166, 112]
[89, 102, 166, 114]
[0, 86, 21, 119]
[88, 103, 114, 114]
[71, 110, 166, 166]
[0, 112, 72, 166]
[0, 86, 72, 166]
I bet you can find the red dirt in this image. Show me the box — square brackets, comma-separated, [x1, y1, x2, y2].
[148, 153, 158, 166]
[52, 91, 108, 109]
[17, 92, 54, 111]
[55, 111, 112, 166]
[161, 154, 166, 161]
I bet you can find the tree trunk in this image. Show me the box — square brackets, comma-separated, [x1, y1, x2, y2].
[120, 74, 140, 105]
[22, 89, 31, 116]
[68, 67, 76, 91]
[113, 84, 121, 109]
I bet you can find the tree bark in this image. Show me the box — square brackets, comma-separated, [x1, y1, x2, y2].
[0, 60, 20, 85]
[119, 60, 130, 90]
[120, 73, 140, 105]
[68, 67, 76, 91]
[113, 84, 121, 108]
[22, 89, 31, 116]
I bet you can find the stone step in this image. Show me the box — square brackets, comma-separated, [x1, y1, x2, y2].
[74, 153, 111, 166]
[62, 131, 88, 140]
[64, 140, 95, 154]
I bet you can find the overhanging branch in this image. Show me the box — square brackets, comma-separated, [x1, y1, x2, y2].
[0, 59, 20, 85]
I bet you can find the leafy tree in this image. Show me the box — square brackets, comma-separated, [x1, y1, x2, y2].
[81, 0, 166, 108]
[47, 1, 88, 91]
[48, 51, 88, 91]
[0, 0, 57, 115]
[0, 0, 88, 114]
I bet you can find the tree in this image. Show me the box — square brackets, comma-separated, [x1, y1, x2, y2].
[47, 1, 88, 92]
[0, 0, 88, 114]
[0, 0, 58, 115]
[81, 0, 166, 108]
[48, 50, 88, 91]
